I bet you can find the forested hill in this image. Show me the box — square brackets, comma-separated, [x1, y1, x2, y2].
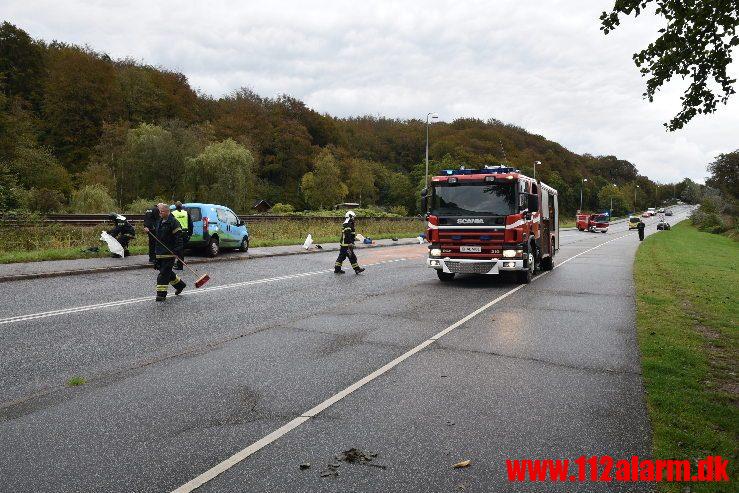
[0, 21, 687, 216]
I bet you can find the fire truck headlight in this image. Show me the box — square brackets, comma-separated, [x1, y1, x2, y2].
[430, 248, 442, 257]
[502, 249, 517, 258]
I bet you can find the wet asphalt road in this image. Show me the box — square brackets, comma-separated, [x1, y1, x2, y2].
[0, 208, 691, 492]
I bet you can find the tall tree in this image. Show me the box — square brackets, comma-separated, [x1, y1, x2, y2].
[42, 44, 123, 171]
[601, 1, 739, 130]
[705, 150, 739, 199]
[300, 149, 348, 210]
[0, 22, 46, 107]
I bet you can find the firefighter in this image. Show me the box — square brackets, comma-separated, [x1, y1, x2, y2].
[637, 219, 646, 241]
[334, 210, 365, 274]
[171, 201, 193, 270]
[106, 213, 135, 257]
[153, 203, 186, 301]
[143, 204, 159, 264]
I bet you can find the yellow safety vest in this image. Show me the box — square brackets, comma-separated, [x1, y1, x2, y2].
[172, 209, 189, 230]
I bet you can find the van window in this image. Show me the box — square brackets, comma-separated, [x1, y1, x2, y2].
[216, 209, 228, 223]
[225, 210, 239, 225]
[185, 207, 202, 222]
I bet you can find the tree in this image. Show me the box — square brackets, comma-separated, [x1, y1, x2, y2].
[42, 44, 123, 170]
[346, 159, 378, 205]
[0, 22, 46, 107]
[122, 123, 182, 203]
[705, 150, 738, 199]
[300, 149, 348, 209]
[184, 139, 255, 211]
[601, 1, 739, 131]
[680, 178, 702, 204]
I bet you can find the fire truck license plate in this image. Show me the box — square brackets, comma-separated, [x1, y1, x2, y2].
[460, 246, 482, 253]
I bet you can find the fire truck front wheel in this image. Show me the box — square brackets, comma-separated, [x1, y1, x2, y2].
[518, 252, 534, 284]
[437, 270, 455, 282]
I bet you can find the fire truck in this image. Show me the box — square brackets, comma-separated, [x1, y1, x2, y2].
[576, 213, 609, 233]
[422, 166, 559, 283]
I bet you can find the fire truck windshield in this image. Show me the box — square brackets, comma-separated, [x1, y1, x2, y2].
[431, 182, 516, 216]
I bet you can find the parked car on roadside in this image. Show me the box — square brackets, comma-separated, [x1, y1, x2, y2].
[665, 209, 673, 216]
[174, 203, 249, 257]
[656, 221, 671, 230]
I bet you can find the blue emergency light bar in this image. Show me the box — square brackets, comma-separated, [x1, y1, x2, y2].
[441, 165, 519, 175]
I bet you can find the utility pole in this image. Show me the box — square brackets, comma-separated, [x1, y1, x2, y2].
[425, 112, 438, 187]
[534, 161, 541, 180]
[634, 184, 640, 212]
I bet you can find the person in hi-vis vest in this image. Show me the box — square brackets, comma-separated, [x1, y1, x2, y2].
[171, 201, 193, 270]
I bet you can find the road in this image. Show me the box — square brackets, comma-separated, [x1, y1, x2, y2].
[0, 208, 691, 492]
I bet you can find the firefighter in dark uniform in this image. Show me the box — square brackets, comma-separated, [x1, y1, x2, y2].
[143, 204, 159, 264]
[106, 213, 135, 257]
[153, 203, 186, 301]
[171, 201, 193, 271]
[334, 211, 365, 274]
[637, 219, 646, 241]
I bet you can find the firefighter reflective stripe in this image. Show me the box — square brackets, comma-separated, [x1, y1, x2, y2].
[169, 276, 181, 286]
[156, 284, 168, 291]
[351, 263, 359, 269]
[156, 254, 175, 258]
[172, 210, 189, 230]
[335, 261, 342, 267]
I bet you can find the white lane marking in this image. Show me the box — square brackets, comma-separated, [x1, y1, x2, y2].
[171, 231, 634, 492]
[0, 258, 416, 326]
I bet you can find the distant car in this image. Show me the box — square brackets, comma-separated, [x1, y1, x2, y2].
[647, 207, 656, 216]
[665, 209, 673, 216]
[628, 216, 641, 230]
[656, 221, 671, 231]
[642, 211, 650, 218]
[174, 203, 249, 257]
[658, 208, 665, 213]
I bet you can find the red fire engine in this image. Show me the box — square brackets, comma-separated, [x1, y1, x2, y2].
[422, 166, 559, 283]
[576, 213, 609, 233]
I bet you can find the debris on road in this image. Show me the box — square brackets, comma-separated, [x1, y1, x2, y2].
[334, 448, 386, 469]
[299, 463, 310, 470]
[453, 460, 471, 469]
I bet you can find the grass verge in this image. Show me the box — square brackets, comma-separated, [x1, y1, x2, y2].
[0, 218, 425, 263]
[635, 222, 737, 491]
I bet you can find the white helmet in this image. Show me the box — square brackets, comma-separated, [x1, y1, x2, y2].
[345, 210, 356, 220]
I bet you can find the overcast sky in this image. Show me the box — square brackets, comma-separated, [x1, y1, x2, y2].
[5, 0, 738, 183]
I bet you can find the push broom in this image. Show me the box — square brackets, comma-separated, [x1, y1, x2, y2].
[147, 231, 211, 288]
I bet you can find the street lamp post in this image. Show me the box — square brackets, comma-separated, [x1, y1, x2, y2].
[534, 161, 541, 180]
[634, 184, 640, 212]
[579, 178, 588, 212]
[425, 112, 438, 187]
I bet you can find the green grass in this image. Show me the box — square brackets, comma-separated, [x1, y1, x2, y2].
[635, 223, 738, 491]
[0, 218, 425, 263]
[66, 376, 86, 387]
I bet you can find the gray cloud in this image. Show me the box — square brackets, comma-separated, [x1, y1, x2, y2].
[6, 0, 737, 182]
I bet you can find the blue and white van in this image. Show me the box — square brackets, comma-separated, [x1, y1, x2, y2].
[174, 203, 249, 257]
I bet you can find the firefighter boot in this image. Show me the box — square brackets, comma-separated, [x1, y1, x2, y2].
[334, 261, 345, 274]
[172, 277, 186, 295]
[156, 285, 168, 302]
[354, 267, 365, 274]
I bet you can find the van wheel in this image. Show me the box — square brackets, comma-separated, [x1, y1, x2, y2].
[437, 271, 455, 282]
[239, 236, 249, 252]
[207, 237, 219, 257]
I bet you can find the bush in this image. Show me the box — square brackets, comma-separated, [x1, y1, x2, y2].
[388, 205, 408, 216]
[691, 208, 727, 234]
[69, 184, 118, 213]
[28, 188, 65, 213]
[124, 197, 162, 214]
[270, 202, 294, 214]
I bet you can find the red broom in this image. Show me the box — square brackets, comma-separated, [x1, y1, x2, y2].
[147, 231, 210, 288]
